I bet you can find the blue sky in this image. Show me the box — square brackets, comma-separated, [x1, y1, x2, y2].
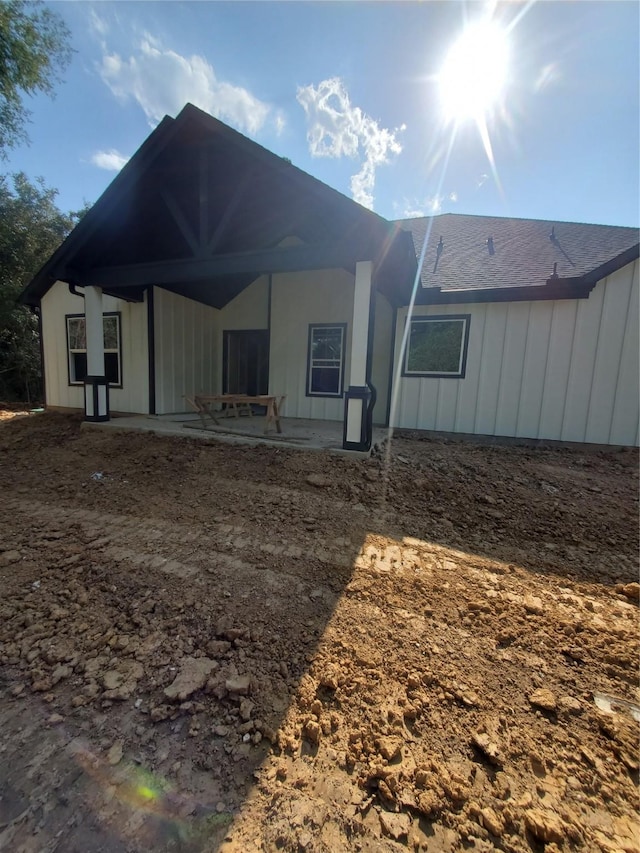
[7, 1, 639, 227]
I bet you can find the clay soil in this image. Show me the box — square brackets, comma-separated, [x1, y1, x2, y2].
[0, 412, 638, 853]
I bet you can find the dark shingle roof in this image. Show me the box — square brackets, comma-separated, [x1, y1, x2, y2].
[396, 213, 639, 293]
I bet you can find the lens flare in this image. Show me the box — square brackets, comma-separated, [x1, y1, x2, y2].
[439, 20, 510, 123]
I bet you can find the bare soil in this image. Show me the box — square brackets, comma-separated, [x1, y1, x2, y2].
[0, 413, 638, 853]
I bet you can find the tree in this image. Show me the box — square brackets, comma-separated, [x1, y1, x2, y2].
[0, 0, 73, 155]
[0, 172, 82, 402]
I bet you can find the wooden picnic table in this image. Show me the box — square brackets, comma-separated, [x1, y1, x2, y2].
[188, 394, 286, 434]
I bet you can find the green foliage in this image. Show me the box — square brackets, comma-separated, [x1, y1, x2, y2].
[0, 172, 80, 401]
[407, 319, 464, 374]
[0, 0, 73, 155]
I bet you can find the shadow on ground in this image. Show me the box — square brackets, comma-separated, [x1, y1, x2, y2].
[0, 413, 637, 852]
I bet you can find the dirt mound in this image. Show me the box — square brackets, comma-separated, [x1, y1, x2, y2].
[0, 413, 637, 852]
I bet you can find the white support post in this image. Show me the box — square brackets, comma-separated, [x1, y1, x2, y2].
[85, 286, 104, 376]
[350, 261, 372, 387]
[343, 261, 373, 450]
[83, 286, 110, 421]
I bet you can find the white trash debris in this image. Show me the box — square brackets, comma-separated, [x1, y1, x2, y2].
[593, 691, 640, 722]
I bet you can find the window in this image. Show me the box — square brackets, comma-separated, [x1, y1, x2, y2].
[403, 315, 470, 378]
[306, 324, 346, 397]
[66, 313, 122, 386]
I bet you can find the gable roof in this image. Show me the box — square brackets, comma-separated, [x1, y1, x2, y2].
[397, 213, 639, 303]
[20, 104, 407, 308]
[19, 103, 638, 310]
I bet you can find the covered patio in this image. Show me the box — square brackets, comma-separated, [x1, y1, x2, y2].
[83, 411, 390, 455]
[22, 104, 415, 453]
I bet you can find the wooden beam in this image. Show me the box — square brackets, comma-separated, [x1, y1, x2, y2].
[66, 243, 369, 289]
[20, 116, 182, 307]
[160, 190, 200, 256]
[206, 169, 253, 254]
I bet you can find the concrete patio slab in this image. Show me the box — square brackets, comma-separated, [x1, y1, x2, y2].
[82, 413, 389, 456]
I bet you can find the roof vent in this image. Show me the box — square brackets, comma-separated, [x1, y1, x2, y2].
[432, 236, 444, 273]
[550, 262, 558, 279]
[487, 236, 495, 255]
[550, 226, 557, 242]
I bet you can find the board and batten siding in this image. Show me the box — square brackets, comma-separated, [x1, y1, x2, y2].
[154, 279, 270, 413]
[217, 276, 269, 392]
[153, 287, 219, 414]
[391, 259, 639, 445]
[270, 269, 354, 421]
[41, 281, 149, 413]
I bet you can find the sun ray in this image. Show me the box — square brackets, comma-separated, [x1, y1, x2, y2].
[504, 0, 538, 36]
[438, 19, 510, 124]
[476, 114, 505, 202]
[384, 120, 459, 482]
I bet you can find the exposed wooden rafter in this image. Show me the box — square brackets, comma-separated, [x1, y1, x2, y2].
[206, 169, 253, 254]
[19, 104, 403, 307]
[66, 242, 371, 289]
[160, 150, 255, 260]
[160, 190, 200, 256]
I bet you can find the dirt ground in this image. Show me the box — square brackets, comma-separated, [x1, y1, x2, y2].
[0, 412, 638, 853]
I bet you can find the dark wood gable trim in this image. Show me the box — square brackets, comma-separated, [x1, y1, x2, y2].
[66, 243, 373, 290]
[19, 115, 182, 307]
[581, 243, 639, 285]
[20, 104, 395, 307]
[417, 277, 597, 305]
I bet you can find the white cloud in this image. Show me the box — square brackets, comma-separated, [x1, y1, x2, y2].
[274, 111, 286, 136]
[91, 149, 129, 171]
[99, 36, 276, 136]
[296, 77, 403, 210]
[477, 173, 489, 188]
[89, 8, 109, 39]
[399, 194, 452, 218]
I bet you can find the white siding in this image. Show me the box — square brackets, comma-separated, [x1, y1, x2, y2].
[41, 281, 149, 413]
[583, 264, 636, 443]
[371, 291, 393, 424]
[270, 269, 354, 421]
[392, 260, 639, 446]
[217, 275, 269, 392]
[153, 287, 219, 414]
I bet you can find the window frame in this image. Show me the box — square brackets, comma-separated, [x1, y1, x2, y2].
[65, 311, 123, 388]
[402, 314, 471, 379]
[305, 323, 347, 398]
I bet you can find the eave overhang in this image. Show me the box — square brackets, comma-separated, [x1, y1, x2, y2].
[417, 277, 595, 305]
[64, 242, 377, 290]
[414, 242, 639, 305]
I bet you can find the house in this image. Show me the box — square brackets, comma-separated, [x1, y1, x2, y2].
[20, 104, 639, 449]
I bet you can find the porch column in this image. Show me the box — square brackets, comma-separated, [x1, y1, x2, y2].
[84, 285, 110, 422]
[343, 260, 373, 451]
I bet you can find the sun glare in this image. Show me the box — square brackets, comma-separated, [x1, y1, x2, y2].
[439, 21, 510, 123]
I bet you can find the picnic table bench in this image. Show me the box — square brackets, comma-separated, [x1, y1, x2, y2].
[186, 394, 286, 434]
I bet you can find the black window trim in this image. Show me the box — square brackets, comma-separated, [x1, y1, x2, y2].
[401, 313, 471, 379]
[65, 311, 123, 389]
[305, 322, 347, 398]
